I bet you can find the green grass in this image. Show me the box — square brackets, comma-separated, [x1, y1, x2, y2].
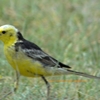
[0, 0, 100, 100]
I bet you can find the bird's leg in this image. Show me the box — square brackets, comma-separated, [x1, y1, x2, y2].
[0, 71, 20, 100]
[41, 76, 50, 100]
[13, 70, 20, 92]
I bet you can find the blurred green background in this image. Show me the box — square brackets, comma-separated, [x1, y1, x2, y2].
[0, 0, 100, 100]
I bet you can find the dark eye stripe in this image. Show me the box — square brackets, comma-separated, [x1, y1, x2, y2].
[2, 31, 6, 34]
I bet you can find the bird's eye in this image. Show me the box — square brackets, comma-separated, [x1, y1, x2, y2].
[2, 31, 6, 34]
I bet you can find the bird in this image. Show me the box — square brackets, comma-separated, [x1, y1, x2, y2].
[0, 24, 100, 100]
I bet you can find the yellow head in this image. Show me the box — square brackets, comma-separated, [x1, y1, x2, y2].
[0, 25, 22, 45]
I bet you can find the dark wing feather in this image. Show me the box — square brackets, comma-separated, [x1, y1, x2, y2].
[15, 39, 71, 68]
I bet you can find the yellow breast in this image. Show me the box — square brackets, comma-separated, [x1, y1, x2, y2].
[4, 45, 52, 77]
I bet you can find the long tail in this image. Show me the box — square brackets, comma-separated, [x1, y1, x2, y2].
[67, 69, 100, 80]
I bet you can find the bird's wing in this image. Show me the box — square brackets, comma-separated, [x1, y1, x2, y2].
[15, 39, 71, 68]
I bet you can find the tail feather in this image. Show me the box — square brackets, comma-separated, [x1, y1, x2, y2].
[67, 69, 100, 80]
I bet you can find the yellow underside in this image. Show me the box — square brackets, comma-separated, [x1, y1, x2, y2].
[4, 46, 58, 77]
